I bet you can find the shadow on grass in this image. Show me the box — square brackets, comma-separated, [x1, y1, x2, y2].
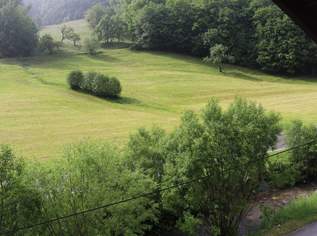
[223, 71, 263, 82]
[87, 52, 121, 63]
[110, 96, 141, 105]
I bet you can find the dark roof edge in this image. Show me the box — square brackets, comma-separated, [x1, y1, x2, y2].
[272, 0, 317, 43]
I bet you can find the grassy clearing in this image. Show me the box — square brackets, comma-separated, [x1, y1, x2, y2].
[254, 192, 317, 236]
[0, 20, 317, 159]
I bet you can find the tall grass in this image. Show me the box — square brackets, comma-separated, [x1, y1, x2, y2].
[255, 192, 317, 235]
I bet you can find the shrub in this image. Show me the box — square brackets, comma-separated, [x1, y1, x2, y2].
[27, 141, 158, 235]
[67, 70, 84, 90]
[83, 37, 99, 55]
[39, 34, 61, 54]
[0, 145, 42, 235]
[287, 120, 317, 182]
[81, 72, 98, 91]
[68, 71, 122, 98]
[267, 154, 300, 189]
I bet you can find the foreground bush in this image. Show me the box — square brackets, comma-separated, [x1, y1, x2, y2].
[287, 120, 317, 182]
[27, 142, 158, 235]
[67, 70, 122, 98]
[126, 98, 281, 235]
[0, 146, 41, 235]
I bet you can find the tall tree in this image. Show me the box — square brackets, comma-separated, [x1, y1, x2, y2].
[0, 0, 38, 57]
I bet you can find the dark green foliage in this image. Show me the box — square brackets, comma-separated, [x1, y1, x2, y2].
[0, 145, 41, 235]
[267, 154, 300, 189]
[39, 34, 61, 54]
[67, 70, 84, 90]
[0, 0, 38, 57]
[68, 70, 122, 98]
[287, 120, 317, 182]
[85, 0, 317, 75]
[253, 3, 317, 74]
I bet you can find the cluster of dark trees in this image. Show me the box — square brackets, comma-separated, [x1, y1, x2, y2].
[22, 0, 108, 26]
[87, 0, 317, 75]
[0, 0, 38, 57]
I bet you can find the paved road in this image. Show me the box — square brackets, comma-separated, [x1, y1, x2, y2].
[289, 222, 317, 236]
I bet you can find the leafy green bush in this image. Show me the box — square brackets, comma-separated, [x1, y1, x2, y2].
[67, 70, 84, 90]
[27, 141, 158, 235]
[68, 71, 122, 98]
[267, 154, 300, 189]
[81, 72, 98, 92]
[39, 34, 61, 54]
[287, 120, 317, 182]
[83, 37, 99, 55]
[0, 145, 41, 235]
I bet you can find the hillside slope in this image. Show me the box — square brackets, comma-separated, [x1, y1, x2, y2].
[0, 21, 316, 159]
[23, 0, 107, 25]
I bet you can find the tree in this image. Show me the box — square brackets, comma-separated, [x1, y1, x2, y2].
[252, 3, 317, 74]
[39, 34, 61, 54]
[204, 44, 233, 72]
[83, 37, 99, 55]
[69, 32, 81, 47]
[164, 98, 281, 235]
[0, 0, 38, 57]
[85, 3, 107, 28]
[60, 25, 74, 42]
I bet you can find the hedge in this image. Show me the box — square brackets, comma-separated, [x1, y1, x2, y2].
[68, 70, 121, 98]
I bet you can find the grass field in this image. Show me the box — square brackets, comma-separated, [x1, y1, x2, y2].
[0, 20, 317, 159]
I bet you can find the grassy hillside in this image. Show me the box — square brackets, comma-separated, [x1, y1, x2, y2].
[0, 20, 317, 159]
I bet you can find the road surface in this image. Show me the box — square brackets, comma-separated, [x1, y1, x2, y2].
[289, 222, 317, 236]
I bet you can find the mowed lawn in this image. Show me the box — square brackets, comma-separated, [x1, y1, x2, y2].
[0, 21, 317, 159]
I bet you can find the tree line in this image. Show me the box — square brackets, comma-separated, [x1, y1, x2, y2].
[87, 0, 317, 75]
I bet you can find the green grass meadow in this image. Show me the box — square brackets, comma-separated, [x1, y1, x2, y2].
[1, 20, 317, 159]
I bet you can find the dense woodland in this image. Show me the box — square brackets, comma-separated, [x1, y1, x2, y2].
[86, 0, 317, 75]
[2, 0, 317, 74]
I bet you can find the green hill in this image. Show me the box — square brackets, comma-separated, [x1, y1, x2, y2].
[0, 20, 317, 159]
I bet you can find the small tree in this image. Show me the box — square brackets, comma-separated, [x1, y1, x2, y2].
[204, 44, 234, 72]
[39, 34, 60, 54]
[60, 25, 74, 42]
[83, 37, 99, 55]
[69, 32, 81, 48]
